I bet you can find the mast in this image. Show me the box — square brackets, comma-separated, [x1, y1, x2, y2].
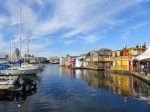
[10, 40, 12, 61]
[19, 8, 22, 59]
[25, 32, 30, 63]
[26, 33, 29, 63]
[27, 32, 30, 58]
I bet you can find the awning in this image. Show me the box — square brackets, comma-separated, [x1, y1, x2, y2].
[133, 47, 150, 61]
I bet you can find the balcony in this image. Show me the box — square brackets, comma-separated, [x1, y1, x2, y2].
[104, 58, 113, 61]
[113, 56, 130, 60]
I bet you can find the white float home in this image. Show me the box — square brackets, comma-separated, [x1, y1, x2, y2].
[74, 55, 86, 69]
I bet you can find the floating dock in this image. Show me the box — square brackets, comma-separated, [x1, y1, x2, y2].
[132, 72, 150, 85]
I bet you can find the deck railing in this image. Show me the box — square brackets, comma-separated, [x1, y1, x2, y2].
[111, 65, 129, 71]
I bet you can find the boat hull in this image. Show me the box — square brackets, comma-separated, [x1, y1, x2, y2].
[0, 76, 18, 85]
[0, 68, 40, 75]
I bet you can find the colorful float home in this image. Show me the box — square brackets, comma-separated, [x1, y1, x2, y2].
[84, 48, 112, 70]
[74, 54, 86, 69]
[65, 55, 78, 68]
[111, 43, 147, 73]
[132, 46, 150, 73]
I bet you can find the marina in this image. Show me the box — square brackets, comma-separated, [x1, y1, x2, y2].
[0, 0, 150, 111]
[0, 64, 150, 112]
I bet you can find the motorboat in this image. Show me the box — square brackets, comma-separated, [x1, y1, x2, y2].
[0, 75, 37, 93]
[0, 76, 18, 85]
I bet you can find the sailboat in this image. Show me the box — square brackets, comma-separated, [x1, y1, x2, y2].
[0, 9, 41, 76]
[0, 65, 40, 75]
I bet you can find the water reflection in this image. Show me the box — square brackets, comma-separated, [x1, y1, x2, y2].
[0, 89, 35, 101]
[60, 67, 150, 102]
[132, 77, 150, 101]
[0, 65, 150, 112]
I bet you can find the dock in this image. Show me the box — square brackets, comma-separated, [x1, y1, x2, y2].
[132, 72, 150, 85]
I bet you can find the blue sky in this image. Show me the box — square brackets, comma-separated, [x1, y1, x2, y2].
[0, 0, 150, 57]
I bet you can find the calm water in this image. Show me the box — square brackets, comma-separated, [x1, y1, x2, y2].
[0, 64, 150, 112]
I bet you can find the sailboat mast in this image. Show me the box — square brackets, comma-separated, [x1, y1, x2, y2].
[19, 8, 22, 59]
[10, 40, 12, 61]
[27, 33, 30, 57]
[24, 32, 29, 63]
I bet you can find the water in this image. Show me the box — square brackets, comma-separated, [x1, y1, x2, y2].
[0, 64, 150, 112]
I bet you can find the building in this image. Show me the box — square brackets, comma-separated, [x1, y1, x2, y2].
[111, 43, 147, 72]
[49, 56, 60, 64]
[132, 47, 150, 73]
[22, 56, 48, 63]
[84, 48, 112, 70]
[60, 57, 66, 66]
[65, 55, 78, 68]
[74, 54, 86, 69]
[0, 57, 8, 64]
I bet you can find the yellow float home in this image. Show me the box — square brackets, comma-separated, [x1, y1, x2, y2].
[111, 43, 147, 73]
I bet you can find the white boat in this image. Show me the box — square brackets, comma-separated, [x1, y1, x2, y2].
[20, 64, 41, 74]
[0, 64, 41, 75]
[0, 76, 18, 85]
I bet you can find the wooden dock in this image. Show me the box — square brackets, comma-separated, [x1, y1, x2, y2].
[132, 72, 150, 85]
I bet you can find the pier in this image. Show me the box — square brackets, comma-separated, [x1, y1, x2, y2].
[132, 72, 150, 85]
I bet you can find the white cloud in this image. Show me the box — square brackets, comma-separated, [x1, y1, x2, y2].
[4, 0, 144, 40]
[83, 35, 99, 44]
[0, 15, 8, 28]
[5, 0, 38, 33]
[54, 0, 136, 37]
[0, 0, 149, 57]
[33, 20, 64, 38]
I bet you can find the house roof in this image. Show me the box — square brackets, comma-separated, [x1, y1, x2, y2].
[92, 51, 110, 55]
[99, 48, 112, 52]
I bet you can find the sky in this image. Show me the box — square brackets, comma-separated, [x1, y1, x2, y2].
[0, 0, 150, 58]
